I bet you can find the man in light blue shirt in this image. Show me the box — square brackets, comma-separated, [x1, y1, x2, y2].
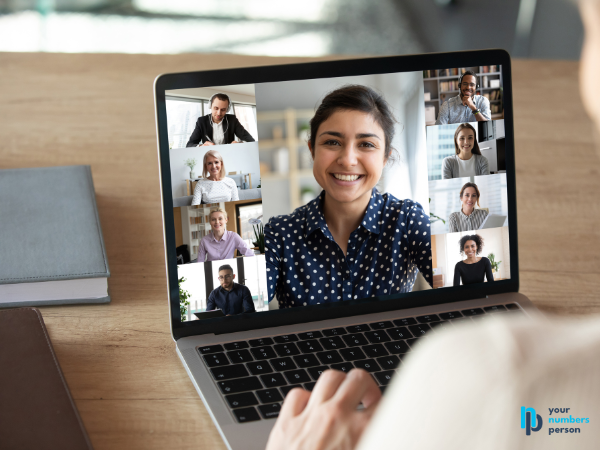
[435, 70, 491, 124]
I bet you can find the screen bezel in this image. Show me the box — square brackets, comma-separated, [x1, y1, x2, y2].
[154, 49, 518, 340]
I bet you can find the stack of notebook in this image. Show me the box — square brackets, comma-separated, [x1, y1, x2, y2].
[0, 165, 110, 307]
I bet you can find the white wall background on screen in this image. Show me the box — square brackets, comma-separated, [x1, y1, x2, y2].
[169, 142, 261, 199]
[428, 173, 508, 235]
[166, 85, 257, 150]
[434, 227, 510, 287]
[255, 71, 429, 223]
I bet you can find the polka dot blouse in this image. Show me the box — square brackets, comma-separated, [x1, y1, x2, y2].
[265, 188, 433, 309]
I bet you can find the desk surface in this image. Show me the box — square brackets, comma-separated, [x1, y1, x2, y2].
[1, 53, 599, 450]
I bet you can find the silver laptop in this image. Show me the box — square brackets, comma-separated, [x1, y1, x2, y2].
[154, 50, 535, 450]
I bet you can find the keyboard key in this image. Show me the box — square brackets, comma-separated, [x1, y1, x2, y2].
[224, 341, 249, 351]
[370, 321, 393, 329]
[227, 349, 253, 364]
[320, 336, 346, 350]
[380, 385, 388, 395]
[353, 359, 380, 373]
[316, 350, 343, 365]
[363, 344, 388, 358]
[431, 321, 452, 330]
[384, 341, 410, 354]
[387, 327, 413, 340]
[376, 355, 400, 370]
[322, 327, 347, 337]
[374, 370, 395, 386]
[346, 324, 371, 333]
[416, 314, 440, 323]
[258, 403, 281, 419]
[233, 407, 261, 423]
[505, 303, 520, 310]
[406, 338, 418, 348]
[274, 343, 301, 357]
[293, 354, 320, 368]
[484, 305, 507, 313]
[260, 373, 288, 388]
[225, 392, 258, 409]
[393, 317, 417, 326]
[203, 353, 230, 367]
[439, 311, 463, 320]
[408, 324, 431, 337]
[365, 330, 391, 343]
[461, 308, 485, 316]
[283, 369, 311, 384]
[249, 338, 274, 347]
[330, 362, 354, 373]
[451, 317, 470, 324]
[307, 366, 329, 381]
[218, 377, 262, 394]
[304, 382, 316, 391]
[297, 339, 324, 353]
[210, 364, 249, 380]
[198, 345, 224, 354]
[280, 384, 304, 397]
[251, 346, 277, 360]
[298, 331, 323, 340]
[256, 388, 283, 404]
[246, 361, 273, 375]
[273, 334, 298, 343]
[271, 357, 297, 371]
[342, 334, 368, 347]
[339, 347, 367, 361]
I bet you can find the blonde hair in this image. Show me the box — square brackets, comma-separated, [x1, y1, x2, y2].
[203, 150, 226, 179]
[209, 207, 228, 221]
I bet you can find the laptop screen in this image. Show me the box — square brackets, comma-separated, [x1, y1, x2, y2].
[158, 56, 513, 332]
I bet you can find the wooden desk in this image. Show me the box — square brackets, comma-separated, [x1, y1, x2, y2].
[1, 53, 599, 449]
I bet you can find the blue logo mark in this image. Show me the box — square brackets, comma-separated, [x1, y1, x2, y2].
[521, 407, 543, 435]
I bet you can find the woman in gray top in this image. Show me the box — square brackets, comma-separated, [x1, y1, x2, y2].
[442, 123, 490, 179]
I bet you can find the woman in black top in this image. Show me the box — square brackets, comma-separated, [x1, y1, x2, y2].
[453, 234, 494, 286]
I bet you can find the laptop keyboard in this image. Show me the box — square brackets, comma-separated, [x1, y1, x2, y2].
[198, 303, 523, 423]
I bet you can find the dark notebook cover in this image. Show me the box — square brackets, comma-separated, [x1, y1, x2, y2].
[0, 307, 93, 449]
[0, 165, 110, 307]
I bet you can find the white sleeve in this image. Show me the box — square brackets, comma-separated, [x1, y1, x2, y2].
[231, 179, 239, 201]
[357, 315, 600, 450]
[191, 180, 203, 205]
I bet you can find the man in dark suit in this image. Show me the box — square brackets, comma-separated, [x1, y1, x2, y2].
[206, 265, 256, 315]
[186, 93, 256, 147]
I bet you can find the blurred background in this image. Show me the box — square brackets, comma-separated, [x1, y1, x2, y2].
[0, 0, 583, 59]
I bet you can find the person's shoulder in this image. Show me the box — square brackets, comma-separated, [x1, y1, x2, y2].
[481, 256, 491, 264]
[382, 192, 426, 216]
[266, 204, 309, 230]
[222, 177, 236, 186]
[443, 154, 456, 163]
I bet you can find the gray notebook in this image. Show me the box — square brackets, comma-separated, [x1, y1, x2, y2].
[0, 165, 110, 308]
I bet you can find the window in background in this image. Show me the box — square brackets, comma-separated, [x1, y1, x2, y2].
[166, 97, 204, 149]
[233, 104, 258, 141]
[237, 203, 263, 243]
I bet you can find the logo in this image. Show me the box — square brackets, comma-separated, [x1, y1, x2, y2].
[521, 407, 543, 435]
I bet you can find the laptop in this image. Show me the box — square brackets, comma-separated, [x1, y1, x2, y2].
[154, 49, 535, 450]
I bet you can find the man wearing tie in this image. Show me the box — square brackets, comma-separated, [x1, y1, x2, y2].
[186, 93, 256, 147]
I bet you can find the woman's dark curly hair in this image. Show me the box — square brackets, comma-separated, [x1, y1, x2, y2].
[459, 234, 484, 255]
[308, 84, 397, 160]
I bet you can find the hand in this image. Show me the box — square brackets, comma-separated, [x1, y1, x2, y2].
[462, 94, 476, 110]
[201, 141, 215, 146]
[266, 369, 382, 450]
[231, 140, 240, 144]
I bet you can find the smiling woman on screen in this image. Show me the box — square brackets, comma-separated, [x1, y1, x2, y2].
[264, 85, 433, 308]
[191, 150, 239, 205]
[442, 123, 490, 179]
[448, 182, 489, 232]
[453, 234, 493, 286]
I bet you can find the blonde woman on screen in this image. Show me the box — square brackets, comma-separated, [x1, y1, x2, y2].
[196, 208, 254, 262]
[191, 150, 239, 204]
